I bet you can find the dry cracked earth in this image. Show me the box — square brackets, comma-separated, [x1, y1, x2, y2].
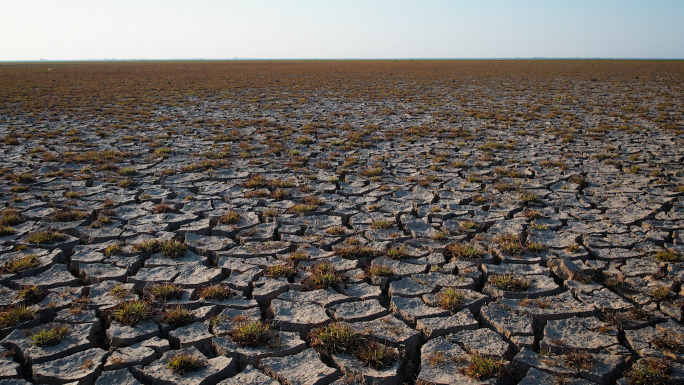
[0, 61, 683, 385]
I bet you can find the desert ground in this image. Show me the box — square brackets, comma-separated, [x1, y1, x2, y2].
[0, 60, 683, 384]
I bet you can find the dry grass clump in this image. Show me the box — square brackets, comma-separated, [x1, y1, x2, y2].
[131, 239, 187, 258]
[366, 265, 394, 278]
[160, 306, 193, 326]
[309, 322, 364, 355]
[652, 333, 684, 353]
[103, 243, 122, 257]
[18, 285, 46, 304]
[111, 300, 152, 325]
[309, 322, 398, 370]
[386, 245, 407, 260]
[653, 249, 681, 262]
[217, 210, 242, 224]
[495, 235, 523, 255]
[302, 263, 346, 289]
[26, 230, 67, 244]
[147, 283, 184, 301]
[0, 209, 23, 226]
[0, 254, 39, 274]
[0, 306, 36, 327]
[31, 324, 69, 346]
[564, 351, 593, 370]
[489, 274, 531, 291]
[459, 354, 504, 380]
[445, 242, 485, 259]
[624, 358, 671, 385]
[437, 288, 465, 312]
[167, 352, 206, 374]
[196, 284, 234, 300]
[264, 264, 297, 279]
[356, 341, 397, 370]
[229, 320, 273, 347]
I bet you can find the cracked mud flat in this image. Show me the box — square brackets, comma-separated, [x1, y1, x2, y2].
[0, 60, 683, 385]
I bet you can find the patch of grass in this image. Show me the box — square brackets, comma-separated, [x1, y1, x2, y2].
[118, 167, 137, 176]
[229, 320, 272, 347]
[0, 306, 35, 327]
[109, 284, 129, 299]
[263, 208, 280, 218]
[335, 243, 378, 259]
[445, 242, 485, 259]
[370, 219, 393, 229]
[270, 178, 295, 188]
[309, 322, 364, 355]
[526, 242, 547, 253]
[564, 351, 593, 370]
[14, 174, 35, 184]
[265, 264, 297, 279]
[366, 265, 394, 277]
[356, 341, 397, 370]
[568, 175, 588, 188]
[152, 203, 176, 213]
[270, 189, 291, 201]
[523, 209, 542, 220]
[18, 285, 46, 305]
[148, 283, 184, 301]
[459, 220, 478, 230]
[287, 252, 309, 263]
[386, 245, 407, 260]
[303, 263, 346, 289]
[132, 240, 161, 253]
[567, 244, 581, 253]
[197, 284, 234, 300]
[518, 191, 540, 203]
[489, 274, 531, 292]
[0, 226, 16, 236]
[159, 240, 187, 258]
[112, 300, 151, 325]
[53, 210, 89, 222]
[1, 254, 39, 274]
[103, 244, 122, 257]
[167, 352, 206, 375]
[652, 333, 684, 353]
[495, 234, 523, 255]
[624, 358, 671, 385]
[243, 174, 268, 189]
[10, 186, 29, 193]
[26, 230, 67, 244]
[431, 231, 448, 242]
[459, 355, 504, 380]
[325, 226, 346, 236]
[161, 306, 193, 326]
[360, 166, 383, 177]
[117, 178, 136, 188]
[288, 203, 318, 213]
[437, 288, 465, 312]
[652, 286, 671, 301]
[493, 182, 517, 192]
[217, 210, 242, 225]
[31, 324, 69, 346]
[654, 249, 681, 263]
[1, 209, 23, 226]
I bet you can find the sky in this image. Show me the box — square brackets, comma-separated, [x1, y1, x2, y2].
[2, 0, 683, 61]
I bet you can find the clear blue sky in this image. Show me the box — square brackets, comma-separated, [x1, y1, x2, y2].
[3, 0, 683, 61]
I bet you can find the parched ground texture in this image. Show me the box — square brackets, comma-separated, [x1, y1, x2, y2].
[0, 60, 683, 385]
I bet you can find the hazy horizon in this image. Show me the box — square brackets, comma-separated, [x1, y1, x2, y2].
[3, 0, 683, 61]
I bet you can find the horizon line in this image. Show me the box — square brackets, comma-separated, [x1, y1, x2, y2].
[2, 57, 684, 63]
